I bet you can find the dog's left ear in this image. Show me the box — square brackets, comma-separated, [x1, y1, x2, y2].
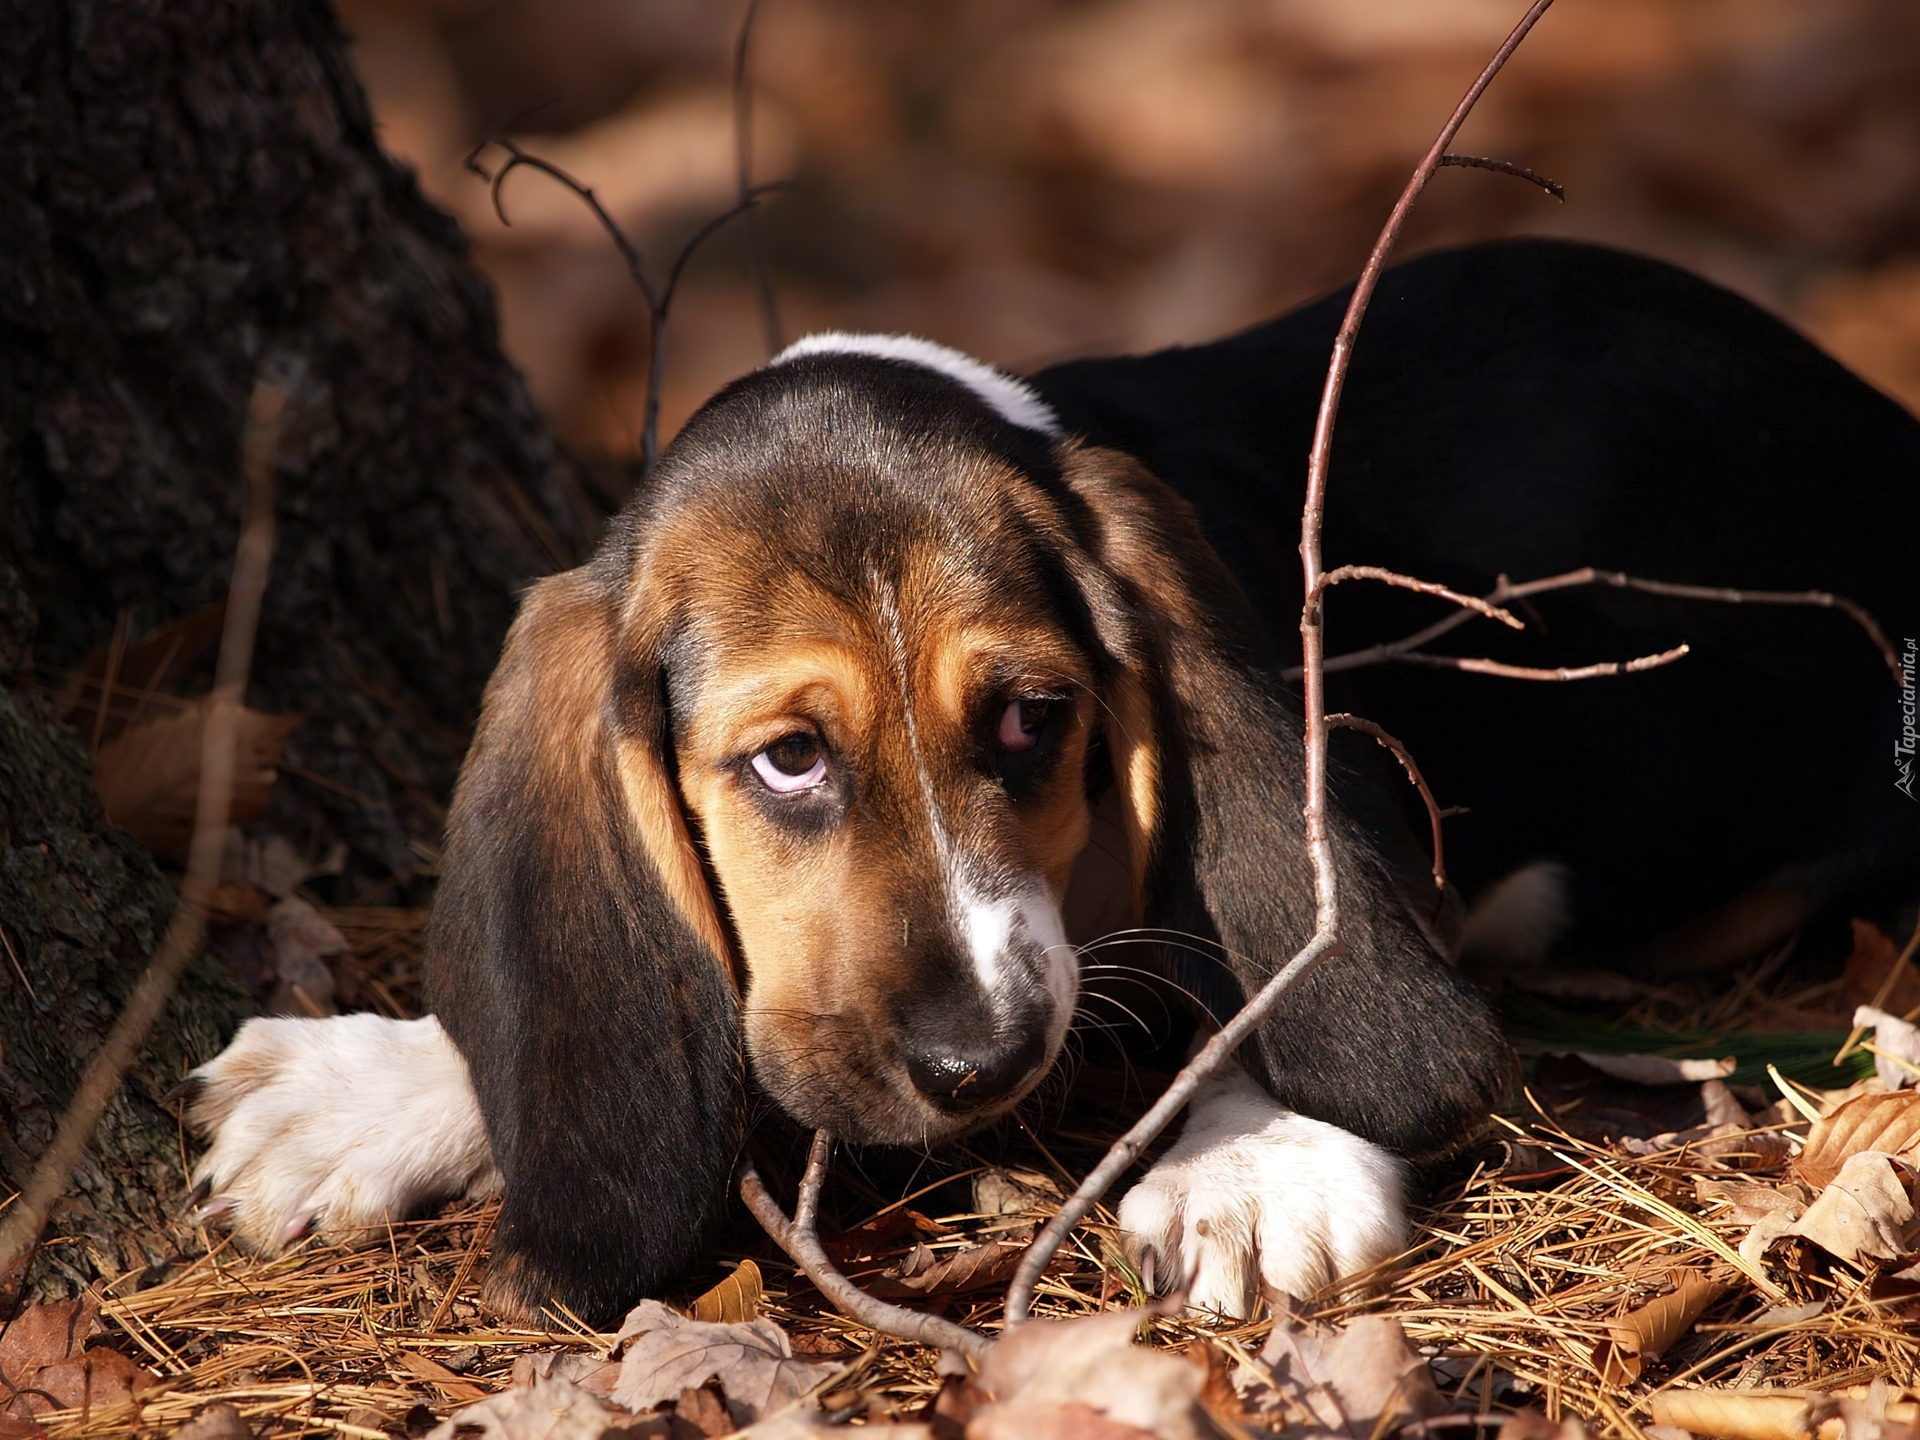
[1056, 443, 1516, 1162]
[424, 565, 743, 1327]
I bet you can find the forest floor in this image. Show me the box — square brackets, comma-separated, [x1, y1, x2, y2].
[10, 910, 1920, 1440]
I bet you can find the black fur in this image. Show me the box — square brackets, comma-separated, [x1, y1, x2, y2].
[1034, 238, 1919, 962]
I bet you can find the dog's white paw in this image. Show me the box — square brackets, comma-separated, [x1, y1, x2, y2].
[1117, 1064, 1407, 1318]
[183, 1013, 498, 1252]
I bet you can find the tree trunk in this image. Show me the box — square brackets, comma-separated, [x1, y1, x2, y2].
[1, 0, 584, 1296]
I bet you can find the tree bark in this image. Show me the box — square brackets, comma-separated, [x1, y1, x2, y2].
[0, 0, 584, 1296]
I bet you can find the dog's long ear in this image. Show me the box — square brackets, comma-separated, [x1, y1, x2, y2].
[1059, 444, 1516, 1162]
[424, 566, 742, 1327]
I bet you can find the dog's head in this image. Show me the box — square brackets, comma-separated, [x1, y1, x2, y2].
[427, 334, 1507, 1322]
[548, 338, 1167, 1144]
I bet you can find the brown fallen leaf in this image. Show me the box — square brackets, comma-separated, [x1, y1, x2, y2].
[426, 1374, 663, 1440]
[869, 1240, 1024, 1300]
[1651, 1389, 1814, 1440]
[1253, 1309, 1443, 1439]
[973, 1168, 1061, 1216]
[689, 1259, 764, 1324]
[0, 1299, 157, 1421]
[268, 896, 348, 1014]
[1843, 919, 1920, 1016]
[967, 1309, 1208, 1440]
[1184, 1339, 1246, 1431]
[822, 1209, 951, 1268]
[1795, 1092, 1920, 1189]
[1789, 1152, 1915, 1265]
[610, 1300, 839, 1424]
[1591, 1268, 1730, 1384]
[1696, 1177, 1811, 1223]
[509, 1351, 621, 1399]
[398, 1351, 489, 1404]
[92, 696, 301, 855]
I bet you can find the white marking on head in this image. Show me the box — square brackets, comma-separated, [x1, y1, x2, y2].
[962, 892, 1015, 991]
[772, 332, 1062, 435]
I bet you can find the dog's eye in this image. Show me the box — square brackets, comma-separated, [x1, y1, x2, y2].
[751, 734, 828, 793]
[997, 698, 1052, 753]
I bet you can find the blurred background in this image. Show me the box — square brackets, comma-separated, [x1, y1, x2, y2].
[336, 0, 1920, 461]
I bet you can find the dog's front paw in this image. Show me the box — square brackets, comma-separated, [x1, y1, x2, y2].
[183, 1013, 498, 1252]
[1117, 1065, 1407, 1318]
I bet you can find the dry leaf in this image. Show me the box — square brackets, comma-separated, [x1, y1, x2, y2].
[1795, 1093, 1920, 1189]
[869, 1240, 1024, 1299]
[1184, 1340, 1246, 1430]
[610, 1300, 838, 1424]
[967, 1309, 1208, 1440]
[689, 1259, 764, 1324]
[510, 1351, 621, 1398]
[1853, 1007, 1920, 1092]
[1844, 920, 1920, 1015]
[269, 896, 348, 1013]
[398, 1351, 488, 1403]
[1696, 1178, 1810, 1223]
[92, 696, 301, 855]
[427, 1374, 654, 1440]
[1254, 1309, 1443, 1439]
[1591, 1268, 1730, 1384]
[973, 1168, 1061, 1216]
[0, 1299, 156, 1421]
[1574, 1053, 1737, 1084]
[1650, 1390, 1815, 1440]
[1498, 1414, 1594, 1440]
[1789, 1152, 1915, 1264]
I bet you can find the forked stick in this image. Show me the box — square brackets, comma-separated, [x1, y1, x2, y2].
[1000, 0, 1563, 1329]
[1298, 566, 1899, 686]
[739, 1133, 992, 1360]
[0, 382, 285, 1283]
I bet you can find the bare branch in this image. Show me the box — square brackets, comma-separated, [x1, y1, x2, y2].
[1325, 713, 1449, 900]
[1003, 1, 1563, 1328]
[0, 381, 285, 1282]
[1300, 565, 1897, 685]
[733, 0, 784, 355]
[468, 121, 787, 473]
[1312, 564, 1524, 629]
[1438, 153, 1565, 201]
[1391, 641, 1690, 681]
[739, 1132, 992, 1361]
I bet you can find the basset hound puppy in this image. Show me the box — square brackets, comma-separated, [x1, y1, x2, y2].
[184, 239, 1919, 1327]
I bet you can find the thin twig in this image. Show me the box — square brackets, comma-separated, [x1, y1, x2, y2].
[0, 381, 285, 1284]
[467, 123, 787, 473]
[733, 0, 783, 355]
[1438, 153, 1565, 201]
[1325, 713, 1449, 899]
[1003, 4, 1563, 1330]
[1390, 641, 1690, 682]
[1297, 566, 1899, 685]
[739, 1133, 992, 1360]
[1313, 565, 1523, 630]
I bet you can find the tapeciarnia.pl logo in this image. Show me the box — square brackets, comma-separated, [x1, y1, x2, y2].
[1899, 636, 1917, 800]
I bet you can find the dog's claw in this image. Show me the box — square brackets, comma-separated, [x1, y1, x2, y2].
[163, 1074, 203, 1108]
[183, 1176, 213, 1212]
[281, 1213, 315, 1246]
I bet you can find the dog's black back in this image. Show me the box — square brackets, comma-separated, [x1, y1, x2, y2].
[1034, 239, 1918, 965]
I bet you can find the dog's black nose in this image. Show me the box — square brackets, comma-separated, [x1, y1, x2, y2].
[907, 1028, 1046, 1113]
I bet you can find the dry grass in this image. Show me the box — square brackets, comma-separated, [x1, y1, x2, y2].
[19, 921, 1919, 1439]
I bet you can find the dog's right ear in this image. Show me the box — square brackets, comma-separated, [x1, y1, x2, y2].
[1054, 443, 1517, 1164]
[424, 566, 742, 1328]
